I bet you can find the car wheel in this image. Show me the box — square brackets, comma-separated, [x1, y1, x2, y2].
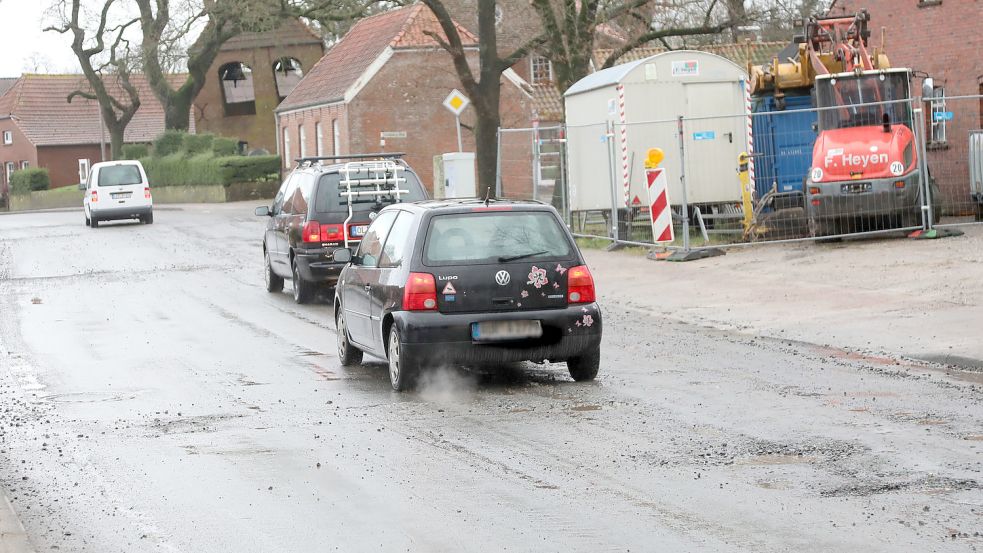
[84, 214, 90, 227]
[144, 211, 154, 225]
[387, 325, 418, 392]
[91, 217, 100, 228]
[336, 309, 363, 366]
[567, 346, 600, 382]
[264, 250, 283, 293]
[291, 258, 314, 304]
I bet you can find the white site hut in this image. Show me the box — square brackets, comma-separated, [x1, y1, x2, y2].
[564, 50, 751, 213]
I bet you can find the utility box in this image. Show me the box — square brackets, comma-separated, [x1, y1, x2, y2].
[564, 51, 750, 211]
[433, 152, 476, 199]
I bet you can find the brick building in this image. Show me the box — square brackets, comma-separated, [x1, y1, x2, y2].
[194, 19, 324, 154]
[0, 74, 181, 193]
[274, 5, 535, 195]
[830, 0, 983, 209]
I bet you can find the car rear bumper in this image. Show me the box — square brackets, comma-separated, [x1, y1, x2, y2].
[806, 173, 920, 219]
[394, 303, 602, 365]
[294, 250, 345, 284]
[90, 204, 153, 220]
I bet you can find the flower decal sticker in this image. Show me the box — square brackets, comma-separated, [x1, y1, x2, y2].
[555, 264, 567, 275]
[520, 290, 529, 298]
[582, 314, 594, 327]
[527, 266, 548, 289]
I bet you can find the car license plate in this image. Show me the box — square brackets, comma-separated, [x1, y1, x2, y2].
[350, 225, 369, 237]
[841, 182, 871, 194]
[111, 192, 132, 199]
[471, 320, 542, 342]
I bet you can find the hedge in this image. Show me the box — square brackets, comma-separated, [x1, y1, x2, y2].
[141, 154, 280, 187]
[153, 130, 185, 156]
[122, 144, 149, 159]
[212, 137, 237, 156]
[183, 133, 214, 155]
[10, 168, 50, 194]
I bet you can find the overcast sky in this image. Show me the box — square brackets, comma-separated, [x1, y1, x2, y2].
[0, 1, 82, 77]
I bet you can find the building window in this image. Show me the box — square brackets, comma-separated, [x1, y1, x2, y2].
[299, 125, 307, 158]
[20, 161, 29, 170]
[273, 57, 304, 101]
[5, 162, 14, 183]
[929, 87, 947, 145]
[219, 62, 256, 116]
[332, 119, 340, 156]
[283, 127, 291, 168]
[2, 131, 11, 145]
[531, 56, 553, 86]
[918, 0, 942, 7]
[316, 122, 324, 157]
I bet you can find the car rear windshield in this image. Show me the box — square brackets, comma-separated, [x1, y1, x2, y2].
[99, 165, 143, 186]
[314, 170, 425, 213]
[424, 211, 574, 266]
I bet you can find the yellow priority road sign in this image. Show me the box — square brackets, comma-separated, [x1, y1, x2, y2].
[443, 89, 470, 116]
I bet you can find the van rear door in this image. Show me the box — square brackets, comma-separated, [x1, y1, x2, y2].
[96, 163, 150, 210]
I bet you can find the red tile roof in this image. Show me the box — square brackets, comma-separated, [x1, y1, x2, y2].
[276, 5, 477, 112]
[593, 41, 788, 69]
[0, 78, 16, 99]
[0, 74, 188, 147]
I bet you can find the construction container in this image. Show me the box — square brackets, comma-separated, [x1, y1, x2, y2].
[751, 93, 818, 207]
[564, 50, 750, 212]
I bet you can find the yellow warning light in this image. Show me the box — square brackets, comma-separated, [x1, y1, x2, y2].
[645, 148, 664, 168]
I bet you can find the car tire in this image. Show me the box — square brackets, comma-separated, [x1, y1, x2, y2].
[336, 309, 363, 366]
[387, 325, 419, 392]
[567, 346, 600, 382]
[292, 258, 314, 304]
[265, 250, 283, 293]
[84, 214, 90, 227]
[91, 217, 100, 228]
[143, 211, 154, 225]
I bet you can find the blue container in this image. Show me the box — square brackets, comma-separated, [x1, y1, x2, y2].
[751, 94, 817, 203]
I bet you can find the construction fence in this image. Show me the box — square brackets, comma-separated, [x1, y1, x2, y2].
[497, 95, 983, 253]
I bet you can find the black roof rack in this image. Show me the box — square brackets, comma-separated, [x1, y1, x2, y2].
[295, 152, 405, 166]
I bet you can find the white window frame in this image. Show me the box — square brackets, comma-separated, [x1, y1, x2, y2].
[283, 127, 292, 168]
[530, 56, 553, 86]
[20, 161, 29, 170]
[332, 119, 340, 157]
[299, 125, 307, 158]
[929, 87, 947, 145]
[2, 131, 11, 145]
[5, 162, 15, 183]
[315, 122, 324, 157]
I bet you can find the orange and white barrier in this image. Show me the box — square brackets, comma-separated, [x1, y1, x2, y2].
[645, 148, 674, 243]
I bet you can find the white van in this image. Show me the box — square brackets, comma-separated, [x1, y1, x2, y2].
[81, 160, 154, 227]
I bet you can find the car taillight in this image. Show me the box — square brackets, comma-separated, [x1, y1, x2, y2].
[302, 221, 321, 243]
[323, 224, 344, 242]
[403, 272, 437, 311]
[567, 265, 595, 304]
[91, 190, 98, 202]
[144, 187, 151, 199]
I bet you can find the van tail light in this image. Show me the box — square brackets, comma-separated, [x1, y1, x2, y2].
[144, 187, 151, 199]
[403, 272, 437, 311]
[302, 221, 322, 243]
[567, 265, 596, 304]
[91, 190, 98, 202]
[323, 224, 344, 242]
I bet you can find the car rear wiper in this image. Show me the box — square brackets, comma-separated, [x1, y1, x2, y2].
[498, 250, 549, 262]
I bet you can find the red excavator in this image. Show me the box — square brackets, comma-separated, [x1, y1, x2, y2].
[750, 10, 937, 236]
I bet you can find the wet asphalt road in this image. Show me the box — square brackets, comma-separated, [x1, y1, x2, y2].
[1, 204, 981, 552]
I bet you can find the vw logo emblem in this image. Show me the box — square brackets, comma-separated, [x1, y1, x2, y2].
[495, 270, 511, 286]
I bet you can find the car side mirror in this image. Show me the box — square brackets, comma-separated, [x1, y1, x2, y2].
[254, 206, 271, 217]
[333, 248, 353, 263]
[78, 182, 86, 191]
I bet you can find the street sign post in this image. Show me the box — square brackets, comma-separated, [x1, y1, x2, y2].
[443, 89, 470, 152]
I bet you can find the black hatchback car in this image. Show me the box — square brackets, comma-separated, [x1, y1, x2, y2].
[332, 199, 602, 391]
[255, 154, 427, 303]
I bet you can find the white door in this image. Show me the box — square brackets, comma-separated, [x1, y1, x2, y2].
[682, 82, 746, 204]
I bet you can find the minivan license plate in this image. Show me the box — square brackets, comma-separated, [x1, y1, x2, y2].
[111, 192, 132, 199]
[471, 320, 542, 342]
[350, 225, 369, 237]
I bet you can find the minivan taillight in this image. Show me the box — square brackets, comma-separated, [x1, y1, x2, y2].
[567, 265, 595, 304]
[302, 221, 321, 243]
[91, 190, 98, 202]
[323, 224, 344, 242]
[403, 272, 437, 311]
[144, 187, 151, 199]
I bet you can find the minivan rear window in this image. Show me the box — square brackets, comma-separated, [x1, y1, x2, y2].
[424, 211, 573, 265]
[99, 165, 143, 187]
[314, 171, 426, 213]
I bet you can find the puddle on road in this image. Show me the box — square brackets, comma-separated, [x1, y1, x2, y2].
[570, 404, 602, 412]
[44, 391, 139, 403]
[737, 453, 816, 466]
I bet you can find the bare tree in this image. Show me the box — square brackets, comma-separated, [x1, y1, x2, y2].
[420, 0, 544, 198]
[46, 0, 141, 159]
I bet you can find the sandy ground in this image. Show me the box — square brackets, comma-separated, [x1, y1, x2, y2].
[0, 203, 980, 552]
[585, 224, 983, 369]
